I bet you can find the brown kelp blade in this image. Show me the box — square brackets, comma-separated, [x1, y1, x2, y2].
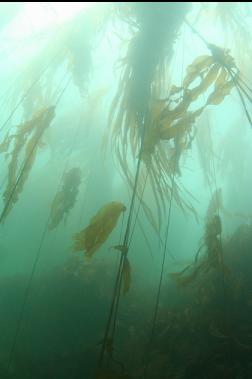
[73, 201, 126, 257]
[0, 106, 55, 223]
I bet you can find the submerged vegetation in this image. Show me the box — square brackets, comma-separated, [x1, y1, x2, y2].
[0, 2, 252, 379]
[73, 201, 126, 258]
[0, 106, 55, 223]
[1, 223, 252, 378]
[49, 167, 82, 229]
[171, 196, 226, 287]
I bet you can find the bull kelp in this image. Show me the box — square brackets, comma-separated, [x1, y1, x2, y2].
[0, 3, 252, 379]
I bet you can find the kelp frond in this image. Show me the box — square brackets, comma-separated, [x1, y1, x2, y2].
[106, 45, 240, 230]
[171, 202, 229, 288]
[0, 106, 55, 222]
[73, 202, 126, 258]
[194, 2, 252, 66]
[49, 167, 82, 230]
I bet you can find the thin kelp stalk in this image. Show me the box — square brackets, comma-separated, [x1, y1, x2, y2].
[99, 6, 193, 371]
[229, 72, 252, 127]
[5, 78, 71, 376]
[98, 113, 147, 370]
[99, 4, 185, 363]
[128, 170, 149, 248]
[4, 80, 81, 373]
[142, 162, 176, 379]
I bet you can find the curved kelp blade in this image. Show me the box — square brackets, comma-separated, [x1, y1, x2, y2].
[73, 201, 126, 258]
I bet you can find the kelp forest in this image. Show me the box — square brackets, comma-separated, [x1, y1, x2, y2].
[0, 2, 252, 379]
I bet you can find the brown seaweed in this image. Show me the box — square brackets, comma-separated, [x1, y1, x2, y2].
[73, 202, 126, 258]
[49, 167, 82, 230]
[0, 106, 55, 222]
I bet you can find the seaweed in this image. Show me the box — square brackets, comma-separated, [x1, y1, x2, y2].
[49, 167, 82, 230]
[73, 202, 126, 258]
[0, 106, 55, 222]
[105, 37, 240, 231]
[171, 207, 227, 288]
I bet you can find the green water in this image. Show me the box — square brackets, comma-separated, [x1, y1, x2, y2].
[0, 3, 252, 378]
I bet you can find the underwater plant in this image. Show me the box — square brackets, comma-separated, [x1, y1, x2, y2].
[194, 2, 252, 68]
[111, 244, 132, 294]
[1, 3, 252, 379]
[73, 201, 126, 258]
[104, 3, 192, 227]
[0, 106, 55, 223]
[18, 5, 106, 106]
[171, 193, 229, 288]
[48, 167, 82, 230]
[106, 40, 241, 230]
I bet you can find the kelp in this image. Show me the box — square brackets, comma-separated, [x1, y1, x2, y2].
[206, 188, 226, 223]
[206, 188, 237, 222]
[48, 167, 82, 230]
[206, 188, 252, 222]
[106, 3, 189, 156]
[60, 4, 111, 94]
[106, 43, 239, 230]
[151, 44, 248, 148]
[73, 202, 126, 258]
[171, 203, 228, 288]
[112, 245, 132, 294]
[0, 106, 55, 223]
[113, 3, 189, 113]
[123, 258, 131, 294]
[194, 2, 252, 69]
[104, 5, 191, 230]
[184, 17, 252, 126]
[8, 4, 109, 122]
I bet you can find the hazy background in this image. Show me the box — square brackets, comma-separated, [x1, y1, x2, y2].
[0, 2, 252, 377]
